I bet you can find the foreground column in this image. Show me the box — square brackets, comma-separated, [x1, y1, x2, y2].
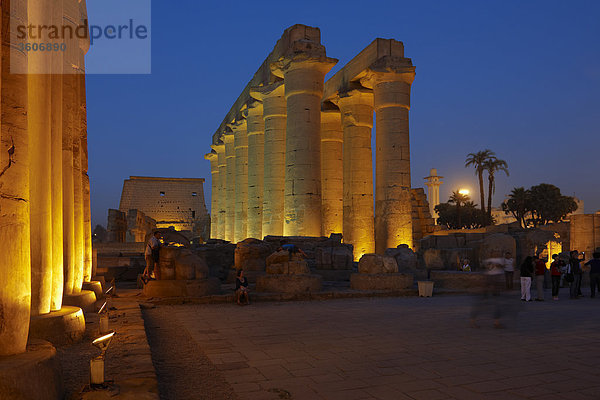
[280, 55, 336, 236]
[80, 73, 92, 283]
[28, 0, 53, 316]
[212, 143, 226, 239]
[232, 120, 248, 242]
[254, 82, 286, 237]
[0, 0, 31, 355]
[204, 151, 219, 239]
[72, 67, 84, 292]
[245, 100, 264, 239]
[223, 132, 236, 242]
[338, 89, 375, 259]
[320, 105, 343, 237]
[364, 66, 416, 252]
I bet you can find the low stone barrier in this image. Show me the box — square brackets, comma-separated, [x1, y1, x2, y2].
[430, 271, 489, 289]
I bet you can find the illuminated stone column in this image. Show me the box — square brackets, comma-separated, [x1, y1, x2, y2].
[223, 133, 236, 242]
[79, 71, 92, 283]
[320, 106, 343, 237]
[245, 100, 264, 239]
[28, 0, 53, 316]
[204, 151, 219, 239]
[278, 55, 336, 236]
[212, 142, 226, 239]
[363, 62, 416, 252]
[254, 82, 286, 237]
[424, 168, 443, 224]
[232, 120, 248, 242]
[337, 89, 375, 259]
[0, 0, 31, 355]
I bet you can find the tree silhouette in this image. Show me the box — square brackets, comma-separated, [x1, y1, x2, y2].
[465, 149, 495, 215]
[483, 157, 509, 220]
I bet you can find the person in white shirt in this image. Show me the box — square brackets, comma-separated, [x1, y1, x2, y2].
[144, 231, 162, 281]
[503, 252, 514, 290]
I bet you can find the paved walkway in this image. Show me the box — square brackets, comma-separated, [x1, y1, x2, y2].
[151, 291, 600, 400]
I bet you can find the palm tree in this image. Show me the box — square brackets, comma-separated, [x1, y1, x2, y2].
[465, 149, 495, 215]
[449, 190, 469, 228]
[502, 187, 530, 228]
[483, 157, 509, 220]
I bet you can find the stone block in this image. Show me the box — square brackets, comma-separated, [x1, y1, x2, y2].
[313, 269, 353, 281]
[350, 273, 414, 290]
[430, 270, 489, 289]
[234, 238, 274, 272]
[0, 340, 63, 400]
[315, 246, 353, 270]
[423, 249, 444, 270]
[28, 306, 85, 346]
[479, 233, 516, 263]
[266, 250, 290, 266]
[384, 245, 417, 271]
[63, 290, 97, 312]
[266, 260, 310, 275]
[174, 249, 209, 280]
[357, 254, 398, 274]
[256, 274, 322, 294]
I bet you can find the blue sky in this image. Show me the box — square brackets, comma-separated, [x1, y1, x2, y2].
[86, 0, 600, 227]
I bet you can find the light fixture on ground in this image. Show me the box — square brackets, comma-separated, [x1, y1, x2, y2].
[97, 301, 109, 334]
[90, 331, 115, 386]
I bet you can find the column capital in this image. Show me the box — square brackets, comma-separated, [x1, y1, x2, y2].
[272, 53, 338, 78]
[243, 99, 263, 118]
[204, 151, 218, 162]
[250, 80, 285, 100]
[360, 56, 416, 88]
[211, 142, 225, 153]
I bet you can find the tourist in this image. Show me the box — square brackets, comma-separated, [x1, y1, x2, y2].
[143, 231, 162, 282]
[520, 256, 534, 301]
[584, 251, 600, 298]
[503, 252, 514, 290]
[235, 269, 250, 305]
[550, 254, 564, 300]
[280, 243, 307, 260]
[461, 258, 471, 272]
[470, 257, 505, 329]
[534, 255, 547, 301]
[569, 250, 585, 299]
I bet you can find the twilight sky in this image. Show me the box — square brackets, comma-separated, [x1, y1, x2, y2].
[86, 0, 600, 228]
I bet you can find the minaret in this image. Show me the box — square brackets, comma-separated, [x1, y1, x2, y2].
[424, 168, 444, 224]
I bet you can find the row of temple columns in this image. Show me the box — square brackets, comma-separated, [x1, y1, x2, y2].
[206, 41, 415, 260]
[0, 0, 93, 356]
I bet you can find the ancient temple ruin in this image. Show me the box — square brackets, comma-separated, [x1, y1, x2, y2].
[205, 25, 432, 259]
[0, 0, 98, 395]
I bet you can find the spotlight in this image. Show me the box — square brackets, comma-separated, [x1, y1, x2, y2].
[90, 331, 115, 386]
[97, 301, 109, 334]
[105, 285, 114, 296]
[98, 301, 107, 314]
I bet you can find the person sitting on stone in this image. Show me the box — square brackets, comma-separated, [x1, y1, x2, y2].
[279, 243, 307, 261]
[461, 258, 471, 272]
[235, 269, 250, 305]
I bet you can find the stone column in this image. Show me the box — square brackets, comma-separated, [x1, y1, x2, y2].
[28, 0, 53, 316]
[337, 89, 375, 259]
[204, 151, 219, 239]
[245, 101, 264, 240]
[0, 0, 31, 355]
[279, 56, 336, 236]
[363, 62, 416, 252]
[60, 28, 76, 298]
[223, 133, 236, 242]
[79, 71, 92, 283]
[232, 120, 248, 243]
[50, 0, 64, 312]
[212, 143, 226, 239]
[253, 82, 286, 237]
[320, 105, 343, 237]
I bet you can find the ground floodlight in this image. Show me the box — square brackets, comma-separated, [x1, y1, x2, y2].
[105, 285, 114, 295]
[98, 300, 107, 314]
[90, 331, 115, 386]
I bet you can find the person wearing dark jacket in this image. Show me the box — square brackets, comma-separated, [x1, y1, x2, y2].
[520, 256, 534, 301]
[569, 250, 585, 299]
[584, 252, 600, 298]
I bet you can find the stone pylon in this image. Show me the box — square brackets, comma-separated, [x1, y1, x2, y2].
[245, 100, 264, 240]
[0, 0, 31, 355]
[253, 82, 286, 237]
[275, 48, 337, 237]
[337, 88, 375, 260]
[362, 58, 416, 253]
[204, 151, 219, 239]
[223, 132, 236, 242]
[232, 120, 248, 243]
[320, 105, 343, 237]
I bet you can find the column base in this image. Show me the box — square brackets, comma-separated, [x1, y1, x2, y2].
[0, 339, 63, 400]
[92, 275, 106, 287]
[28, 306, 86, 346]
[63, 290, 97, 312]
[82, 281, 104, 300]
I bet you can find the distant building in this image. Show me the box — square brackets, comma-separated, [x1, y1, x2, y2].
[118, 176, 210, 239]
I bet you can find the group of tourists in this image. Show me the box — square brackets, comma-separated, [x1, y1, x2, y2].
[518, 250, 600, 301]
